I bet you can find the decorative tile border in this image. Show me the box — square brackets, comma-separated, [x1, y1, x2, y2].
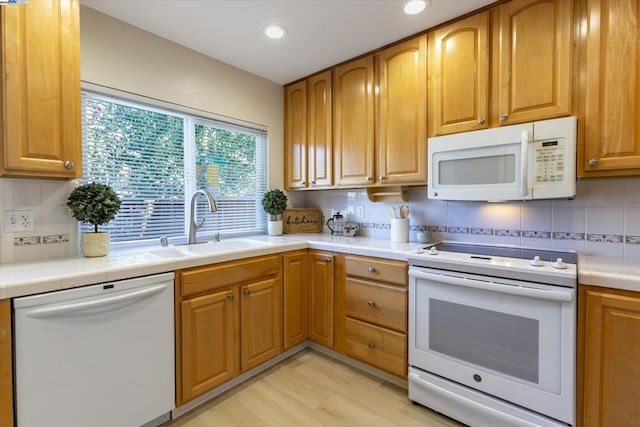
[495, 229, 521, 237]
[552, 232, 585, 241]
[471, 228, 493, 236]
[586, 234, 624, 243]
[626, 235, 640, 245]
[43, 234, 70, 244]
[13, 234, 69, 246]
[522, 230, 552, 239]
[13, 236, 41, 246]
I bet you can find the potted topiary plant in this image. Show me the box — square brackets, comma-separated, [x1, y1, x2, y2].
[67, 182, 122, 257]
[261, 188, 288, 235]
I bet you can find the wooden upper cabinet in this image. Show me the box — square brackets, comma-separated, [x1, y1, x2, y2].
[333, 56, 375, 186]
[580, 0, 640, 176]
[495, 0, 572, 126]
[429, 12, 489, 136]
[0, 0, 81, 178]
[285, 80, 307, 189]
[307, 71, 333, 187]
[376, 36, 427, 184]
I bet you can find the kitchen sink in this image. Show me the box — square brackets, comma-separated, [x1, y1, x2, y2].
[181, 239, 271, 254]
[148, 239, 271, 259]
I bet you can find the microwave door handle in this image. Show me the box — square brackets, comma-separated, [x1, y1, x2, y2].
[520, 130, 529, 197]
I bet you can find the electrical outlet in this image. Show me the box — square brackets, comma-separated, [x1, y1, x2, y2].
[4, 210, 35, 231]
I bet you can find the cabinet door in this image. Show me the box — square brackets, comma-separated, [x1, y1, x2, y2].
[181, 287, 239, 402]
[1, 0, 81, 178]
[581, 0, 640, 176]
[496, 0, 572, 125]
[307, 70, 333, 187]
[241, 277, 282, 371]
[285, 80, 307, 189]
[580, 287, 640, 427]
[429, 12, 489, 136]
[283, 251, 308, 350]
[0, 299, 13, 427]
[333, 56, 375, 186]
[376, 36, 427, 184]
[308, 251, 335, 348]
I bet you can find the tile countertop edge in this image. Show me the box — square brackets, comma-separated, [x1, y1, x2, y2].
[0, 235, 425, 299]
[578, 254, 640, 293]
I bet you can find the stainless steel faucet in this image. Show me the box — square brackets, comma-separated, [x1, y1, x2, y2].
[189, 189, 217, 244]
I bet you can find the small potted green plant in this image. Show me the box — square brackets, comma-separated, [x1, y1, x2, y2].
[261, 188, 288, 235]
[67, 182, 121, 257]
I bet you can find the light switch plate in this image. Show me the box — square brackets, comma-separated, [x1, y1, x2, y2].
[4, 210, 35, 231]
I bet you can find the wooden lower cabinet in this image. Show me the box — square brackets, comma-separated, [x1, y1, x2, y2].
[579, 285, 640, 427]
[283, 251, 308, 349]
[241, 278, 282, 371]
[176, 255, 282, 405]
[308, 250, 335, 348]
[180, 287, 239, 403]
[337, 255, 408, 378]
[0, 299, 13, 427]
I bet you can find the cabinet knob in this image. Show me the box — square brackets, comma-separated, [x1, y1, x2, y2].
[64, 160, 74, 169]
[379, 175, 386, 181]
[243, 288, 251, 296]
[368, 299, 376, 307]
[368, 266, 375, 273]
[366, 176, 372, 182]
[499, 114, 508, 121]
[477, 117, 485, 124]
[368, 343, 375, 350]
[588, 158, 599, 166]
[300, 181, 306, 186]
[325, 257, 332, 263]
[310, 180, 316, 185]
[227, 294, 235, 301]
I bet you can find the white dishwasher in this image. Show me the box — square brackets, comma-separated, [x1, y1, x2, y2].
[14, 272, 175, 427]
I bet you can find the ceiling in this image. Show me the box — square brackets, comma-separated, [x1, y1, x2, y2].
[80, 0, 495, 85]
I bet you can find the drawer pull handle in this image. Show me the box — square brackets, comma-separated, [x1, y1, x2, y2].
[243, 288, 251, 296]
[368, 343, 375, 350]
[368, 299, 375, 307]
[227, 294, 235, 301]
[64, 160, 74, 169]
[325, 257, 332, 263]
[368, 266, 375, 273]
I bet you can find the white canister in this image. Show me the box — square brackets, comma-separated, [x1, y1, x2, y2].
[390, 218, 409, 243]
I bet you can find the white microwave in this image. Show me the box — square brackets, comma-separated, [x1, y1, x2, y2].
[428, 116, 577, 201]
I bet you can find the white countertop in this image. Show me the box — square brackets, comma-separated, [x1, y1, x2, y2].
[578, 254, 640, 293]
[0, 234, 422, 299]
[2, 234, 639, 299]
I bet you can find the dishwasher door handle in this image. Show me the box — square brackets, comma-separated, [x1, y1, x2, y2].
[25, 283, 169, 318]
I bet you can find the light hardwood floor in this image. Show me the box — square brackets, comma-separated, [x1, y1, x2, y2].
[169, 349, 463, 426]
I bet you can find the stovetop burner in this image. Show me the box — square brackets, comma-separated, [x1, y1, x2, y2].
[429, 242, 577, 264]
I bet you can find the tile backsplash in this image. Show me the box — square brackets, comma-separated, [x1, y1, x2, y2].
[1, 178, 78, 263]
[291, 177, 640, 260]
[1, 176, 640, 263]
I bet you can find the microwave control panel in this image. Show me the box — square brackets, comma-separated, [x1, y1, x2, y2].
[534, 139, 566, 184]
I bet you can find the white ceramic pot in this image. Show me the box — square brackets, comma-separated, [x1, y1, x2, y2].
[81, 232, 110, 257]
[267, 220, 283, 236]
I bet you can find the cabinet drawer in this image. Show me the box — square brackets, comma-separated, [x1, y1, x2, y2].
[344, 255, 407, 285]
[345, 278, 407, 332]
[180, 255, 281, 297]
[344, 317, 407, 378]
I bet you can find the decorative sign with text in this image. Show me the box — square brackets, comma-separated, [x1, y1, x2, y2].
[283, 208, 323, 234]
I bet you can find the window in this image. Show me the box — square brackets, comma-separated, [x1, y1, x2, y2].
[81, 91, 268, 243]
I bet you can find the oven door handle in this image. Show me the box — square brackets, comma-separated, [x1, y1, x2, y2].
[410, 270, 573, 303]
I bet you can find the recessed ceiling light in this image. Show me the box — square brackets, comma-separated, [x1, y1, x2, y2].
[404, 0, 427, 15]
[265, 24, 287, 39]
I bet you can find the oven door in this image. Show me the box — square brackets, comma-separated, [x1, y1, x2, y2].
[408, 266, 575, 425]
